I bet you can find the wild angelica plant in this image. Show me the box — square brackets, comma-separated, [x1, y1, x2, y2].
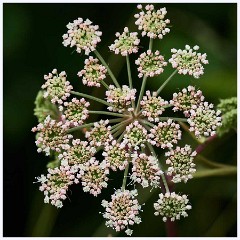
[32, 4, 222, 236]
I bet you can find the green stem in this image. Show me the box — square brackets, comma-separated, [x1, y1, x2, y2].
[158, 117, 188, 122]
[193, 166, 237, 178]
[101, 80, 109, 89]
[89, 110, 126, 118]
[141, 120, 155, 128]
[135, 38, 154, 114]
[111, 118, 131, 131]
[156, 69, 178, 95]
[71, 91, 110, 106]
[196, 155, 232, 169]
[117, 130, 126, 143]
[126, 54, 135, 109]
[149, 38, 153, 50]
[136, 75, 148, 113]
[94, 50, 121, 88]
[147, 142, 170, 193]
[121, 162, 130, 191]
[126, 55, 133, 89]
[67, 122, 95, 133]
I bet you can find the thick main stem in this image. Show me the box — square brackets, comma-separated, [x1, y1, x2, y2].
[156, 69, 178, 95]
[71, 91, 110, 106]
[94, 50, 121, 88]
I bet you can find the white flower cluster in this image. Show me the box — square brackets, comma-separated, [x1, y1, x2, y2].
[31, 115, 72, 156]
[131, 153, 163, 188]
[188, 102, 222, 138]
[60, 98, 90, 126]
[135, 50, 167, 78]
[77, 56, 107, 87]
[165, 145, 197, 183]
[123, 121, 148, 150]
[62, 18, 102, 55]
[36, 161, 79, 208]
[149, 119, 181, 148]
[106, 85, 136, 113]
[135, 4, 170, 39]
[101, 189, 142, 236]
[103, 140, 129, 171]
[170, 86, 204, 117]
[141, 91, 168, 122]
[42, 69, 73, 104]
[78, 158, 109, 196]
[85, 119, 113, 147]
[59, 139, 96, 166]
[154, 192, 192, 222]
[169, 45, 209, 78]
[109, 27, 140, 56]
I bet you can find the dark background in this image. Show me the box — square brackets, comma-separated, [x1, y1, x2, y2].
[3, 3, 237, 237]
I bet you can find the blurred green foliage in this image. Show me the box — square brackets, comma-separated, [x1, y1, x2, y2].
[4, 3, 236, 237]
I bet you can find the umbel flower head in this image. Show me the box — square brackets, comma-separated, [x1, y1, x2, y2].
[165, 145, 197, 183]
[154, 192, 192, 222]
[31, 115, 73, 156]
[170, 86, 205, 117]
[149, 119, 181, 148]
[36, 160, 79, 208]
[135, 4, 170, 39]
[123, 121, 148, 150]
[78, 158, 109, 196]
[85, 119, 113, 147]
[59, 98, 90, 126]
[141, 91, 168, 122]
[106, 85, 136, 113]
[135, 50, 167, 78]
[169, 45, 209, 78]
[188, 102, 222, 138]
[77, 56, 107, 87]
[109, 27, 140, 56]
[101, 189, 142, 236]
[131, 153, 163, 188]
[42, 69, 73, 104]
[62, 18, 102, 55]
[59, 139, 96, 167]
[102, 140, 129, 171]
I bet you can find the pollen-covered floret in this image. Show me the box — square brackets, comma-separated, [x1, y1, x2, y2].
[187, 102, 222, 138]
[59, 98, 90, 126]
[78, 158, 109, 196]
[102, 140, 129, 171]
[42, 69, 73, 104]
[122, 121, 148, 150]
[77, 56, 107, 87]
[169, 45, 209, 79]
[165, 145, 197, 183]
[148, 119, 181, 148]
[36, 161, 79, 208]
[109, 27, 140, 56]
[59, 139, 96, 167]
[85, 119, 113, 147]
[134, 4, 170, 39]
[154, 192, 192, 222]
[131, 153, 163, 188]
[170, 86, 204, 117]
[135, 50, 167, 78]
[31, 116, 73, 156]
[101, 189, 142, 236]
[62, 18, 102, 55]
[106, 85, 136, 113]
[141, 91, 168, 122]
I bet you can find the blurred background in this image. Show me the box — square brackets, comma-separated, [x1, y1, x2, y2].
[3, 3, 237, 237]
